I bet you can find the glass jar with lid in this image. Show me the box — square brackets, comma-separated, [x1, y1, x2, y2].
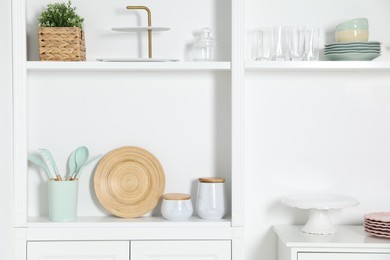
[192, 28, 217, 61]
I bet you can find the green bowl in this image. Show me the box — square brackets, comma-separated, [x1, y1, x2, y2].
[336, 18, 368, 31]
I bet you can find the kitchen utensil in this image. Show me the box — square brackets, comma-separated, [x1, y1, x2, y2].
[72, 146, 89, 180]
[66, 149, 78, 180]
[28, 154, 54, 180]
[72, 154, 102, 180]
[38, 149, 62, 181]
[94, 146, 165, 218]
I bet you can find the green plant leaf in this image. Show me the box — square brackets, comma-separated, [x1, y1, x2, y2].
[38, 0, 84, 28]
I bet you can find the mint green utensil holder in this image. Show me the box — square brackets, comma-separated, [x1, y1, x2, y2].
[48, 180, 78, 221]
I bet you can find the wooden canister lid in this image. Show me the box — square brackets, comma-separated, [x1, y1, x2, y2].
[163, 193, 191, 200]
[198, 177, 225, 183]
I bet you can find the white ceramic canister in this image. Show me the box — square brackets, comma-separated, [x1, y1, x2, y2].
[161, 193, 193, 221]
[196, 177, 226, 219]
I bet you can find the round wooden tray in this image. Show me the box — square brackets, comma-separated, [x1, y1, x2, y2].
[94, 146, 165, 218]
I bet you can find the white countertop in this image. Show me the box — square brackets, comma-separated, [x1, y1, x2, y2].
[274, 225, 390, 248]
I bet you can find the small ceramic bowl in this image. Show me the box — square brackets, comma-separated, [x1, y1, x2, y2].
[336, 18, 368, 31]
[161, 193, 193, 221]
[335, 29, 369, 42]
[335, 18, 369, 42]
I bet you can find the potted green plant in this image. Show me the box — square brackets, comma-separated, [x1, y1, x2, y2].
[38, 0, 86, 61]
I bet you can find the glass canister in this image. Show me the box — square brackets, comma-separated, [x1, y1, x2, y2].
[196, 177, 226, 219]
[192, 28, 217, 61]
[161, 193, 193, 221]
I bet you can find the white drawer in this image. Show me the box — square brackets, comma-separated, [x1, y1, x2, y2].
[298, 253, 390, 260]
[27, 241, 129, 260]
[131, 240, 231, 260]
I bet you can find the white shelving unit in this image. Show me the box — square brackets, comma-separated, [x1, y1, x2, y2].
[12, 0, 390, 259]
[13, 0, 243, 259]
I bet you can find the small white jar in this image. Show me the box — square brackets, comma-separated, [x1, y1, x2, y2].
[196, 177, 227, 220]
[161, 193, 193, 221]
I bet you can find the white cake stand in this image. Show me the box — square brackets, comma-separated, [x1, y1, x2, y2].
[281, 194, 359, 235]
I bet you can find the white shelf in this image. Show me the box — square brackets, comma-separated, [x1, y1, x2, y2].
[26, 216, 235, 241]
[28, 216, 232, 228]
[245, 61, 390, 71]
[26, 61, 231, 72]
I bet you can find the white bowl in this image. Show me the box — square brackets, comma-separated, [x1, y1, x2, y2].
[335, 29, 368, 42]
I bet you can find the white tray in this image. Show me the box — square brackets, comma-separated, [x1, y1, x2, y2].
[96, 58, 179, 62]
[112, 27, 170, 32]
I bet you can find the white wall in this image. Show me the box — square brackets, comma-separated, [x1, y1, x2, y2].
[0, 0, 14, 259]
[245, 70, 390, 260]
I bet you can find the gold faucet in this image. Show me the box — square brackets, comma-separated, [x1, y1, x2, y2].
[126, 6, 152, 58]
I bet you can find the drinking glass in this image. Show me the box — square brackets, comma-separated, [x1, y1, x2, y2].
[247, 29, 258, 60]
[272, 26, 290, 61]
[289, 26, 306, 61]
[255, 27, 274, 61]
[305, 27, 320, 61]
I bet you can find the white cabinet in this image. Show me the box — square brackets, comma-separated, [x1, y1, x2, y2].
[27, 240, 231, 260]
[298, 253, 390, 260]
[274, 225, 390, 260]
[27, 241, 129, 260]
[12, 0, 390, 259]
[131, 240, 231, 260]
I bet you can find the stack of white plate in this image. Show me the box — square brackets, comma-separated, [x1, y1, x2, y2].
[364, 212, 390, 238]
[324, 41, 381, 61]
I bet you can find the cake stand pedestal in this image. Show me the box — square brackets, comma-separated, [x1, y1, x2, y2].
[281, 194, 359, 235]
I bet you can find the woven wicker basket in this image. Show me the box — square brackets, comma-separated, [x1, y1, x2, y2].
[38, 27, 86, 61]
